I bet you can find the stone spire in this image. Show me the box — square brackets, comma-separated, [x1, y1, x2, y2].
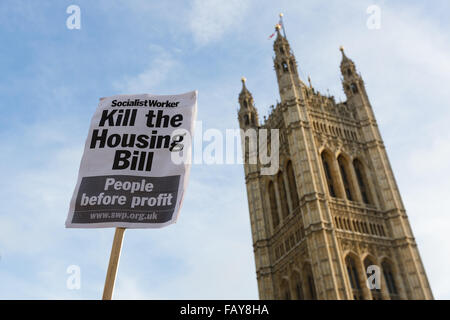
[238, 77, 259, 128]
[339, 46, 364, 99]
[340, 46, 351, 64]
[272, 24, 304, 102]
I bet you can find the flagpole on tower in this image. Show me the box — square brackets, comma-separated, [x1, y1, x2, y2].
[279, 13, 286, 38]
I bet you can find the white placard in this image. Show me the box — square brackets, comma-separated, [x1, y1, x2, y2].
[65, 91, 197, 228]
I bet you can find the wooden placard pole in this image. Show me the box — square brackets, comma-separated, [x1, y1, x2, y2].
[102, 227, 126, 300]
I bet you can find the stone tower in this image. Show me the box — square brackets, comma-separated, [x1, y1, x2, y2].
[237, 25, 433, 300]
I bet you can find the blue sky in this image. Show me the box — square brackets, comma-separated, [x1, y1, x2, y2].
[0, 0, 449, 299]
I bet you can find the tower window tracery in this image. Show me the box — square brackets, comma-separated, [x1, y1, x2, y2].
[353, 159, 372, 204]
[338, 155, 355, 201]
[321, 152, 341, 198]
[268, 181, 280, 228]
[345, 255, 364, 300]
[286, 161, 300, 210]
[277, 171, 289, 219]
[382, 261, 399, 299]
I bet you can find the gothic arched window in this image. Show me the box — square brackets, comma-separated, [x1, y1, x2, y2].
[351, 83, 358, 94]
[282, 61, 289, 72]
[363, 222, 369, 233]
[277, 171, 289, 219]
[345, 219, 350, 230]
[321, 151, 340, 198]
[345, 255, 364, 300]
[353, 159, 372, 204]
[286, 161, 300, 211]
[280, 279, 291, 300]
[338, 155, 355, 201]
[382, 261, 399, 299]
[296, 282, 304, 300]
[292, 272, 304, 300]
[268, 181, 280, 228]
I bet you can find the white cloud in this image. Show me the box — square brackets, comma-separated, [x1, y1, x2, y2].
[115, 46, 179, 94]
[188, 0, 251, 45]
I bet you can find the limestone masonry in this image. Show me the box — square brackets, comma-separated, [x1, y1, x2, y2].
[237, 27, 433, 300]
